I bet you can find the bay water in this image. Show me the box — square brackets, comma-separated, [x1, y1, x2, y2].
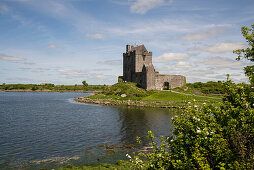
[0, 92, 174, 169]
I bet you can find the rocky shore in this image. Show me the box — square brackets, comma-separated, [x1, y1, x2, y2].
[74, 97, 185, 108]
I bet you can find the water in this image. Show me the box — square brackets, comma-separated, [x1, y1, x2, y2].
[0, 92, 174, 169]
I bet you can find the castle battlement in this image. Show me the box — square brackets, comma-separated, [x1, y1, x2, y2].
[120, 44, 185, 90]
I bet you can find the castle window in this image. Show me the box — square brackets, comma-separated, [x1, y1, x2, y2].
[143, 55, 146, 61]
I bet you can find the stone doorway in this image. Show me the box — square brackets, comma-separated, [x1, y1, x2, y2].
[163, 82, 170, 90]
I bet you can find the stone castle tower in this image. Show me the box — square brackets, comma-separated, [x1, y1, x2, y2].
[119, 44, 185, 90]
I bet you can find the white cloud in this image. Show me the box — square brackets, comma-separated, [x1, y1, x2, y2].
[58, 69, 79, 75]
[130, 0, 164, 14]
[0, 53, 25, 61]
[181, 28, 225, 40]
[185, 69, 215, 77]
[201, 56, 243, 68]
[48, 45, 57, 48]
[158, 61, 196, 71]
[153, 53, 189, 63]
[97, 60, 121, 66]
[192, 43, 246, 53]
[86, 33, 105, 39]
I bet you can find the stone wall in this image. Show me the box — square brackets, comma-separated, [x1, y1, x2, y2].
[155, 74, 185, 90]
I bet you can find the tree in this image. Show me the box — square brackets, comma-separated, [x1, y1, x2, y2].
[82, 80, 88, 87]
[233, 23, 254, 84]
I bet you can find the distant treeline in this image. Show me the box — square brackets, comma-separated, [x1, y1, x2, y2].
[0, 83, 106, 92]
[187, 81, 225, 94]
[0, 81, 247, 94]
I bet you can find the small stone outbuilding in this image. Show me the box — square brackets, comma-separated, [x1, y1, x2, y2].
[119, 44, 186, 90]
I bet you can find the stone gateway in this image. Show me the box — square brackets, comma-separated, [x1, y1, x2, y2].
[119, 44, 186, 90]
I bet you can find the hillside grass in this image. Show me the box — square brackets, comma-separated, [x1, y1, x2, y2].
[141, 91, 221, 102]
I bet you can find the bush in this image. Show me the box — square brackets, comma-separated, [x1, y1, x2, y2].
[102, 82, 149, 97]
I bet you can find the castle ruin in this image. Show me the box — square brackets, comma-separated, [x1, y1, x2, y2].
[119, 44, 186, 90]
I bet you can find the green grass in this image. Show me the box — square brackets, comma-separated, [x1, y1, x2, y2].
[141, 91, 221, 102]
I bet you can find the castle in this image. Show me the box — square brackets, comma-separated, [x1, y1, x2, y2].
[119, 44, 185, 90]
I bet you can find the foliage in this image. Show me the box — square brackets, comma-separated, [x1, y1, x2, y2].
[0, 84, 105, 92]
[187, 81, 225, 94]
[82, 80, 88, 87]
[233, 23, 254, 84]
[102, 81, 150, 97]
[129, 79, 253, 169]
[118, 77, 123, 83]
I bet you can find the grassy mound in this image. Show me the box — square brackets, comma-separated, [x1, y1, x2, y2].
[102, 82, 151, 97]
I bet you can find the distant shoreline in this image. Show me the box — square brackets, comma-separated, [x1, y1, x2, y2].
[0, 90, 100, 93]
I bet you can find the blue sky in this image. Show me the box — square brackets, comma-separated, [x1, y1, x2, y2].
[0, 0, 253, 85]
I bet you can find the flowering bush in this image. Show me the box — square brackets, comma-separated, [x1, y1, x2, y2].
[129, 78, 253, 169]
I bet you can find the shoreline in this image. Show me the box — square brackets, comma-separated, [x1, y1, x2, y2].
[0, 90, 100, 93]
[74, 97, 186, 109]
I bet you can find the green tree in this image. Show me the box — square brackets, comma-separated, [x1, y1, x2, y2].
[233, 23, 254, 84]
[82, 80, 88, 87]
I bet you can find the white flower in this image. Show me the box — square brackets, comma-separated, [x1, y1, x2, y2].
[126, 154, 131, 159]
[197, 129, 201, 133]
[205, 137, 207, 139]
[170, 139, 174, 142]
[171, 117, 174, 120]
[193, 99, 196, 101]
[194, 105, 197, 108]
[203, 102, 206, 105]
[188, 102, 191, 104]
[197, 118, 200, 121]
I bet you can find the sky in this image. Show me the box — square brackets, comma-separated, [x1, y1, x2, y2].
[0, 0, 253, 85]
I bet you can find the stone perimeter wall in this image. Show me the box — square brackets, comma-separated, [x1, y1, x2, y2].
[155, 74, 185, 90]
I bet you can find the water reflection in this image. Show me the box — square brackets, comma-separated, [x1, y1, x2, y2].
[116, 106, 174, 145]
